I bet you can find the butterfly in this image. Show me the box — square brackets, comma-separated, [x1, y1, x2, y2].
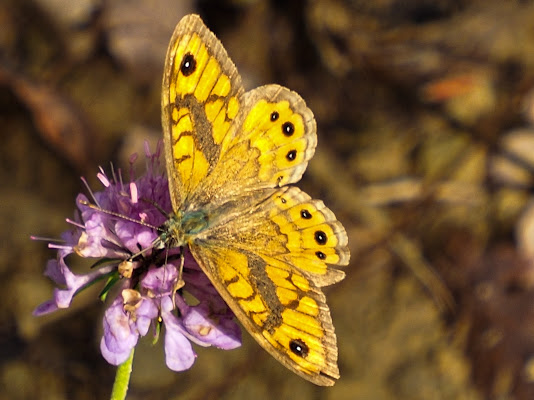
[160, 14, 350, 386]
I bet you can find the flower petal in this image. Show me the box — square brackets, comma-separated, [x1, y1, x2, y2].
[100, 297, 138, 365]
[115, 221, 158, 255]
[32, 300, 59, 316]
[182, 302, 241, 349]
[35, 258, 115, 314]
[161, 307, 196, 371]
[141, 264, 178, 296]
[43, 259, 67, 285]
[135, 297, 158, 336]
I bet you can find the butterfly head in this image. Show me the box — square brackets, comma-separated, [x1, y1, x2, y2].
[156, 209, 209, 249]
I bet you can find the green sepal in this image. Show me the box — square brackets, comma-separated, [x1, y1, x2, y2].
[90, 257, 122, 269]
[99, 272, 121, 302]
[152, 317, 162, 345]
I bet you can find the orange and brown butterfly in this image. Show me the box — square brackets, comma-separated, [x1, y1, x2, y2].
[160, 14, 350, 386]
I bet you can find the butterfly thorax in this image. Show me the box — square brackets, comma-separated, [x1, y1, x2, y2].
[158, 210, 209, 248]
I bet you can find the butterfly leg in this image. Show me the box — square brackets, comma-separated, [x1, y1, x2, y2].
[171, 246, 186, 308]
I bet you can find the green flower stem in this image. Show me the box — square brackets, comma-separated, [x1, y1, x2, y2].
[110, 348, 135, 400]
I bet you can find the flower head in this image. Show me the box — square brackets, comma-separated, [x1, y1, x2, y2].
[34, 142, 241, 370]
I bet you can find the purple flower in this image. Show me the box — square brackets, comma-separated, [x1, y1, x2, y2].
[34, 142, 241, 371]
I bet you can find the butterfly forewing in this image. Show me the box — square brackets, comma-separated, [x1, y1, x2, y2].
[162, 14, 244, 210]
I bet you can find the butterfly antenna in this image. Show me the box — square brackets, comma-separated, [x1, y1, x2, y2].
[78, 199, 173, 262]
[78, 199, 162, 232]
[140, 197, 171, 218]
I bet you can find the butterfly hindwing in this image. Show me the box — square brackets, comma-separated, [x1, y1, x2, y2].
[189, 186, 348, 385]
[188, 85, 318, 209]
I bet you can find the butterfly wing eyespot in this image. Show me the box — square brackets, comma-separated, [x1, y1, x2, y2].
[289, 339, 309, 357]
[179, 53, 197, 76]
[282, 121, 295, 136]
[161, 14, 350, 386]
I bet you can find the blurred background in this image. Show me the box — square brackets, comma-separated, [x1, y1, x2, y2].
[2, 0, 534, 399]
